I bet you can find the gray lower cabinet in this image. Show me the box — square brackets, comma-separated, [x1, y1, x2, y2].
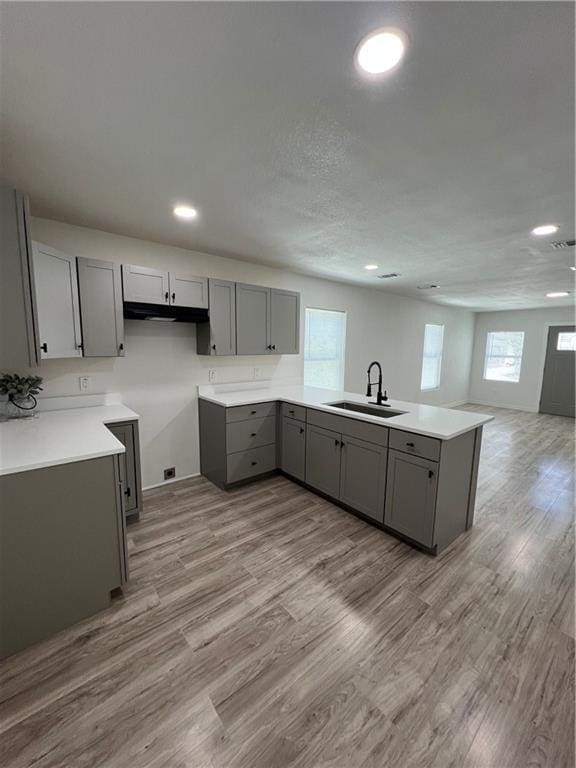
[106, 420, 142, 518]
[0, 187, 40, 368]
[384, 450, 438, 547]
[199, 399, 277, 487]
[77, 257, 125, 357]
[339, 436, 387, 523]
[0, 454, 127, 658]
[305, 424, 342, 498]
[197, 278, 237, 355]
[280, 416, 306, 481]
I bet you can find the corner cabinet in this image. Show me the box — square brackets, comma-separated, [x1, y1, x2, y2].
[0, 187, 40, 368]
[236, 283, 300, 355]
[197, 278, 237, 356]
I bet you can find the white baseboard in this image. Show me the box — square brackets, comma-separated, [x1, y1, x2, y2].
[143, 472, 200, 491]
[467, 398, 537, 413]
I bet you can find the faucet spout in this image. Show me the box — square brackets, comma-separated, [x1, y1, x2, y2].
[366, 361, 388, 405]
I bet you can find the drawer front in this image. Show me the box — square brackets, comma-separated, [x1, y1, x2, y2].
[226, 402, 276, 423]
[307, 408, 388, 447]
[226, 445, 277, 484]
[226, 416, 276, 454]
[281, 402, 306, 422]
[389, 429, 441, 462]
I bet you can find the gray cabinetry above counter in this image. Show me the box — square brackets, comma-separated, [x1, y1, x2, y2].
[197, 279, 237, 356]
[236, 283, 300, 355]
[77, 257, 124, 357]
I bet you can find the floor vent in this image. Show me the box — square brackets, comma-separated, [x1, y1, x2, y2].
[550, 239, 575, 249]
[377, 272, 400, 279]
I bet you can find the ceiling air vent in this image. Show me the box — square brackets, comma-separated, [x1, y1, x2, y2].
[377, 272, 400, 279]
[417, 284, 440, 290]
[550, 239, 575, 249]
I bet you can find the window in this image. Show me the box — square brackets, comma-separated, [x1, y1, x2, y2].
[420, 324, 444, 390]
[483, 331, 525, 382]
[557, 332, 576, 351]
[304, 308, 347, 390]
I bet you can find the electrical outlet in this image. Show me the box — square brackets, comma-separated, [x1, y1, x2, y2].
[253, 367, 261, 380]
[208, 369, 216, 383]
[79, 376, 91, 392]
[163, 467, 175, 481]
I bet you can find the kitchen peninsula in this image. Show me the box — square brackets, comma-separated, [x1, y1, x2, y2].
[199, 385, 492, 555]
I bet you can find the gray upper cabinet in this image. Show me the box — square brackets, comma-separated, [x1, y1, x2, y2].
[122, 264, 169, 304]
[197, 278, 236, 356]
[270, 289, 300, 354]
[0, 187, 40, 368]
[77, 258, 124, 357]
[339, 436, 387, 523]
[236, 283, 300, 355]
[305, 424, 341, 498]
[33, 242, 83, 359]
[384, 449, 438, 547]
[169, 273, 208, 308]
[236, 283, 271, 355]
[280, 416, 306, 481]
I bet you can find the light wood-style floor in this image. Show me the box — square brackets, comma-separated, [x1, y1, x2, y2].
[1, 406, 574, 768]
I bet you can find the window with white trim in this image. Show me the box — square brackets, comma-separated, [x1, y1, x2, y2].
[483, 331, 525, 382]
[420, 324, 444, 391]
[304, 308, 347, 390]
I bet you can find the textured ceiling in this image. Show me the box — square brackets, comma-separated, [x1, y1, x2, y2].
[1, 2, 574, 311]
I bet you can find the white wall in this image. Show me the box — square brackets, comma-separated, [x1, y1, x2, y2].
[469, 306, 575, 412]
[27, 217, 475, 487]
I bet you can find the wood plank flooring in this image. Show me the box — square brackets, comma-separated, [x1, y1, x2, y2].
[1, 405, 574, 767]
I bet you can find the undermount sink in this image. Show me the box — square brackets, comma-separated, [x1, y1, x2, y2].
[326, 401, 407, 418]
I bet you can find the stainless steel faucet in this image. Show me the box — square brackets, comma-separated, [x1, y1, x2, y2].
[366, 361, 388, 405]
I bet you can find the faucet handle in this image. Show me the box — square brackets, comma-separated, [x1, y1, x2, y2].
[366, 383, 372, 397]
[383, 390, 389, 402]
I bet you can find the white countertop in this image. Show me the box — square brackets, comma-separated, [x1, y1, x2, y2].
[0, 404, 140, 476]
[198, 384, 492, 440]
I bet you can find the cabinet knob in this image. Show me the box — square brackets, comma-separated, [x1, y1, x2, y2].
[251, 410, 257, 415]
[406, 442, 415, 448]
[299, 427, 304, 434]
[119, 343, 124, 352]
[334, 439, 339, 446]
[172, 292, 176, 301]
[428, 470, 434, 479]
[165, 291, 169, 302]
[267, 344, 272, 351]
[212, 344, 216, 351]
[40, 342, 48, 353]
[250, 433, 257, 437]
[272, 344, 276, 350]
[251, 461, 257, 466]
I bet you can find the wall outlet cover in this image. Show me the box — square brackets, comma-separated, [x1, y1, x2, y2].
[164, 467, 176, 480]
[208, 369, 216, 383]
[79, 376, 91, 392]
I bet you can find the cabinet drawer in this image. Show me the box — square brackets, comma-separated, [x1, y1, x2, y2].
[281, 402, 306, 422]
[226, 416, 276, 454]
[226, 445, 277, 484]
[226, 402, 276, 423]
[307, 408, 388, 447]
[389, 429, 440, 462]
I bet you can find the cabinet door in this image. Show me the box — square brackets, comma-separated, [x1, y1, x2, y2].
[33, 243, 82, 359]
[305, 424, 341, 499]
[0, 188, 40, 368]
[235, 283, 270, 355]
[169, 273, 208, 308]
[384, 449, 438, 547]
[339, 436, 387, 523]
[107, 422, 140, 515]
[77, 257, 124, 357]
[270, 289, 300, 354]
[208, 278, 236, 355]
[281, 416, 306, 481]
[122, 264, 169, 304]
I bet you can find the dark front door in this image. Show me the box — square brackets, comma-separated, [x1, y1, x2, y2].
[540, 325, 575, 417]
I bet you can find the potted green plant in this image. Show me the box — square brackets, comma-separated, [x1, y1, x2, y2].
[0, 373, 43, 419]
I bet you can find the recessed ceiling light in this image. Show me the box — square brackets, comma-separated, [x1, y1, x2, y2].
[532, 224, 559, 236]
[355, 28, 407, 75]
[364, 264, 379, 270]
[546, 291, 570, 298]
[570, 266, 576, 271]
[173, 205, 198, 220]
